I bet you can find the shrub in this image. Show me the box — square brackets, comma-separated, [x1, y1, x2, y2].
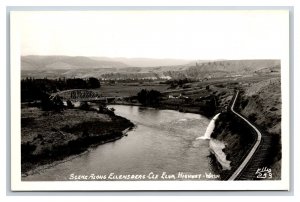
[248, 113, 257, 122]
[66, 100, 74, 108]
[79, 101, 90, 110]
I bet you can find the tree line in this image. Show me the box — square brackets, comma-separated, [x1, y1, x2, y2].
[21, 77, 101, 102]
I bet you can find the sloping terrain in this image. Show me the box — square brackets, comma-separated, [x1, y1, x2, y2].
[238, 78, 282, 179]
[22, 56, 280, 80]
[240, 78, 281, 138]
[22, 55, 128, 70]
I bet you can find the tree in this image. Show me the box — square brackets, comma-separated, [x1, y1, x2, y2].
[137, 89, 161, 106]
[79, 101, 90, 110]
[137, 89, 148, 105]
[87, 77, 101, 89]
[41, 95, 64, 112]
[66, 100, 74, 108]
[66, 78, 87, 89]
[148, 90, 161, 105]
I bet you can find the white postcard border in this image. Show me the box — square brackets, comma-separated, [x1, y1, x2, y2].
[10, 9, 290, 191]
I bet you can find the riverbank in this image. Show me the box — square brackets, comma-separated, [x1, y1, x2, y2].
[110, 101, 214, 117]
[23, 104, 213, 181]
[209, 111, 256, 180]
[21, 105, 134, 175]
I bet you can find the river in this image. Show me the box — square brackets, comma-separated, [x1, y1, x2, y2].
[23, 105, 218, 181]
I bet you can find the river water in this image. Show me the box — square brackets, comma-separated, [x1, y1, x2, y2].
[24, 105, 217, 181]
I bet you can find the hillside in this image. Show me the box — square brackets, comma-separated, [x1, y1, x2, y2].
[237, 77, 282, 179]
[21, 56, 280, 80]
[21, 55, 128, 70]
[91, 57, 192, 67]
[180, 60, 280, 79]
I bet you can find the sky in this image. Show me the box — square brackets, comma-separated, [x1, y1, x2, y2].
[14, 10, 289, 60]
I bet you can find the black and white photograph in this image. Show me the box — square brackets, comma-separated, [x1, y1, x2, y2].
[9, 9, 290, 191]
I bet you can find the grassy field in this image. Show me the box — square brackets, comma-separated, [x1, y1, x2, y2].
[96, 82, 170, 97]
[96, 74, 279, 97]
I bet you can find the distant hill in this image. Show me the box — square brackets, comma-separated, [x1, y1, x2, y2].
[21, 55, 128, 70]
[91, 57, 192, 67]
[21, 56, 280, 80]
[22, 55, 194, 70]
[179, 59, 281, 79]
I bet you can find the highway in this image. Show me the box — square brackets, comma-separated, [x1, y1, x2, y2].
[228, 91, 262, 180]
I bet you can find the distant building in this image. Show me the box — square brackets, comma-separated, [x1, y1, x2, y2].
[169, 93, 183, 99]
